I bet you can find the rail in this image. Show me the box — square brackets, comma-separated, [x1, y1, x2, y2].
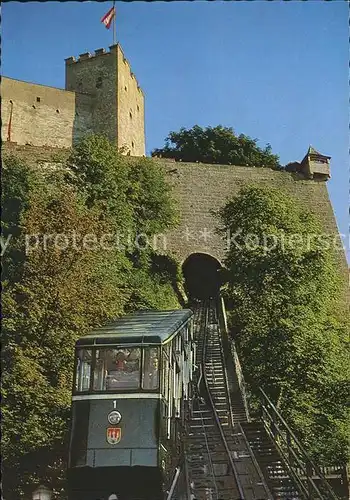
[201, 300, 245, 499]
[212, 301, 235, 430]
[260, 388, 340, 500]
[218, 296, 250, 421]
[198, 365, 219, 497]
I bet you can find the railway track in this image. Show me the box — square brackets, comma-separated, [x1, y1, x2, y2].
[186, 298, 273, 500]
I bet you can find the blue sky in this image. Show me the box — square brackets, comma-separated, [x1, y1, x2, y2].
[2, 1, 349, 260]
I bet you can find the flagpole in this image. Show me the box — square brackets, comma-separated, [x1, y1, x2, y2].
[112, 1, 116, 45]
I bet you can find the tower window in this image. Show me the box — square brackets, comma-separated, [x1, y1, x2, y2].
[132, 141, 134, 148]
[125, 86, 127, 91]
[137, 105, 140, 112]
[96, 76, 103, 89]
[36, 97, 41, 103]
[56, 109, 60, 114]
[9, 100, 13, 104]
[32, 105, 36, 109]
[129, 112, 132, 119]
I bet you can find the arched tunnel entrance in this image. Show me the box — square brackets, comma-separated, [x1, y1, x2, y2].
[182, 253, 222, 300]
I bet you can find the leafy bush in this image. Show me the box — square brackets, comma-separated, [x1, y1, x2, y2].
[218, 186, 349, 465]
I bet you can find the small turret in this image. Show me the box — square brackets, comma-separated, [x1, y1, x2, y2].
[300, 146, 331, 181]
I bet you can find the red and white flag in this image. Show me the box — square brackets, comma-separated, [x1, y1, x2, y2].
[101, 5, 116, 29]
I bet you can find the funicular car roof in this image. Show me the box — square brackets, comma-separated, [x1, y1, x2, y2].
[76, 309, 193, 346]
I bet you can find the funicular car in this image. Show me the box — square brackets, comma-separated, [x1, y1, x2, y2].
[67, 309, 194, 500]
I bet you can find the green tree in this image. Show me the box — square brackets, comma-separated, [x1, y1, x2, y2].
[65, 135, 180, 311]
[66, 135, 177, 235]
[2, 137, 181, 499]
[2, 163, 130, 498]
[152, 125, 280, 168]
[2, 156, 34, 283]
[218, 185, 349, 464]
[65, 135, 181, 310]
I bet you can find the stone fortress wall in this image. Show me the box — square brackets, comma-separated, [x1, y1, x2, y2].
[1, 44, 145, 156]
[1, 77, 93, 148]
[1, 38, 347, 303]
[160, 160, 344, 263]
[3, 143, 348, 301]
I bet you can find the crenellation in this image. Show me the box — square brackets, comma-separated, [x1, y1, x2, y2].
[94, 48, 106, 56]
[66, 48, 113, 65]
[65, 56, 76, 65]
[78, 52, 92, 61]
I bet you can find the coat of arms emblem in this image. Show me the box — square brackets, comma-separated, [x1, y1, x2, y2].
[107, 427, 121, 444]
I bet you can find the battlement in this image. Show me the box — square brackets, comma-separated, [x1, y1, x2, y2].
[65, 44, 143, 95]
[65, 47, 111, 65]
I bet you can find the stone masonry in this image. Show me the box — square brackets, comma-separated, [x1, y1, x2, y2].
[1, 44, 145, 156]
[1, 77, 93, 148]
[159, 159, 344, 265]
[3, 143, 348, 305]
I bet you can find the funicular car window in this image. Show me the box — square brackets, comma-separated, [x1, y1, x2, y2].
[162, 346, 169, 399]
[93, 347, 141, 391]
[75, 348, 92, 392]
[189, 320, 193, 341]
[184, 325, 189, 343]
[167, 342, 174, 438]
[167, 343, 173, 404]
[142, 347, 159, 390]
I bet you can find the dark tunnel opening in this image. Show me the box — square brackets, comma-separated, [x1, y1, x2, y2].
[182, 253, 222, 301]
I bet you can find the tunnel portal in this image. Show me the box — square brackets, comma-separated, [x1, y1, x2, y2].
[182, 253, 222, 300]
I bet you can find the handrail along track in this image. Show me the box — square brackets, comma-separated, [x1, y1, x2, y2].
[260, 388, 340, 500]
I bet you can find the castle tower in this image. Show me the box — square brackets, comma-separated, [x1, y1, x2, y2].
[65, 44, 145, 156]
[299, 146, 331, 180]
